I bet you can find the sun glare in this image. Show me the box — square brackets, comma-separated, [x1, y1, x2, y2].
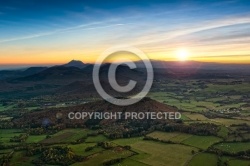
[176, 49, 189, 61]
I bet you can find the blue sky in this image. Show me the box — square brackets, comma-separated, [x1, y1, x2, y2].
[0, 0, 250, 65]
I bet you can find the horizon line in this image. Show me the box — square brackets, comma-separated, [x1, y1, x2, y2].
[1, 59, 250, 68]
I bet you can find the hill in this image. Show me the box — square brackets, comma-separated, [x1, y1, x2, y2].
[54, 64, 145, 99]
[0, 67, 47, 80]
[13, 97, 178, 128]
[12, 66, 88, 83]
[1, 60, 249, 99]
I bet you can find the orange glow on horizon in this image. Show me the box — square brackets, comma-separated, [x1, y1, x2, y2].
[1, 48, 250, 65]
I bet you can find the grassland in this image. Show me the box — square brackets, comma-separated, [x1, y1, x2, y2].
[221, 156, 250, 166]
[40, 128, 90, 143]
[0, 104, 14, 112]
[115, 158, 149, 166]
[147, 131, 181, 141]
[180, 113, 190, 120]
[210, 118, 250, 126]
[130, 140, 198, 166]
[25, 135, 47, 143]
[1, 80, 250, 165]
[72, 149, 134, 166]
[148, 80, 250, 113]
[69, 143, 104, 156]
[182, 112, 208, 121]
[112, 137, 144, 146]
[204, 83, 250, 94]
[228, 159, 250, 166]
[146, 131, 192, 143]
[213, 142, 250, 153]
[85, 135, 109, 143]
[187, 153, 218, 166]
[146, 131, 222, 150]
[147, 92, 220, 112]
[113, 136, 202, 166]
[10, 151, 37, 166]
[0, 129, 24, 144]
[182, 135, 222, 150]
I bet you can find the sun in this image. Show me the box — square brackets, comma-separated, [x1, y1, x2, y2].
[176, 49, 189, 61]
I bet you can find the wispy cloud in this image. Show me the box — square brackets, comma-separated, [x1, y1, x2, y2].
[191, 54, 250, 58]
[0, 21, 125, 43]
[134, 16, 250, 46]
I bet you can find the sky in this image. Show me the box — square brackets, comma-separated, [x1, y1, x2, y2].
[0, 0, 250, 67]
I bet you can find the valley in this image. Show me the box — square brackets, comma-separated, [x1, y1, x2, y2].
[0, 61, 250, 165]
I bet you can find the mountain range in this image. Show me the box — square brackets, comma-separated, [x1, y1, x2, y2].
[0, 60, 249, 99]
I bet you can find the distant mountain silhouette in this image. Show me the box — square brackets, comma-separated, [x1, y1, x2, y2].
[13, 66, 88, 83]
[1, 60, 249, 99]
[55, 64, 145, 99]
[63, 60, 87, 68]
[0, 67, 47, 80]
[22, 67, 48, 75]
[0, 62, 145, 99]
[135, 60, 250, 71]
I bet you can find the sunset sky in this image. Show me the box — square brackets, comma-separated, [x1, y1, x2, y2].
[0, 0, 250, 67]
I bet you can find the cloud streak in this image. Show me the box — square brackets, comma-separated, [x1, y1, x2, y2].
[0, 21, 125, 43]
[133, 16, 250, 46]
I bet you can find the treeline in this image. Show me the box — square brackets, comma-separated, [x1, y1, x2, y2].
[32, 146, 85, 165]
[103, 157, 124, 166]
[10, 133, 29, 142]
[0, 151, 14, 166]
[104, 121, 219, 139]
[209, 147, 250, 159]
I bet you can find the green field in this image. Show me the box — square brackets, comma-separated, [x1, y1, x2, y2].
[1, 79, 249, 165]
[115, 158, 149, 166]
[72, 149, 134, 166]
[146, 131, 192, 143]
[171, 133, 194, 143]
[183, 112, 208, 121]
[188, 153, 218, 166]
[147, 81, 250, 113]
[0, 129, 24, 144]
[146, 131, 222, 149]
[25, 135, 47, 143]
[180, 114, 190, 120]
[148, 92, 219, 112]
[210, 118, 250, 126]
[221, 156, 250, 166]
[182, 135, 222, 150]
[228, 159, 250, 166]
[147, 131, 180, 140]
[113, 137, 201, 166]
[112, 137, 144, 146]
[10, 151, 36, 166]
[213, 142, 250, 153]
[69, 143, 104, 156]
[0, 104, 14, 112]
[40, 128, 89, 143]
[130, 140, 198, 166]
[204, 83, 250, 94]
[85, 134, 109, 143]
